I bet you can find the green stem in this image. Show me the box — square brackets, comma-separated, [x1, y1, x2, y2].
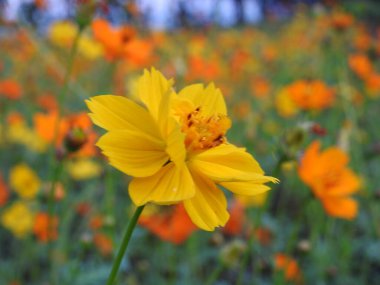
[106, 205, 145, 285]
[205, 262, 225, 285]
[47, 160, 64, 285]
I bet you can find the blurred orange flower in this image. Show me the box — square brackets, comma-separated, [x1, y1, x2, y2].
[348, 54, 372, 79]
[37, 93, 58, 112]
[92, 17, 153, 66]
[139, 204, 197, 245]
[0, 79, 22, 100]
[286, 80, 335, 111]
[7, 112, 24, 125]
[33, 212, 58, 242]
[186, 55, 221, 82]
[250, 77, 271, 99]
[34, 0, 46, 9]
[275, 253, 302, 282]
[34, 111, 69, 144]
[89, 214, 104, 231]
[365, 73, 380, 97]
[354, 29, 371, 51]
[0, 173, 9, 207]
[298, 141, 360, 219]
[254, 227, 272, 246]
[34, 112, 97, 156]
[93, 233, 113, 256]
[223, 199, 246, 236]
[92, 18, 135, 60]
[330, 11, 354, 31]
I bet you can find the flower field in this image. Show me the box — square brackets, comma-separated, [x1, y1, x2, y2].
[1, 2, 380, 285]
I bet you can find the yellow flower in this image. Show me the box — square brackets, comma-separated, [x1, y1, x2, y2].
[67, 159, 102, 180]
[49, 21, 78, 47]
[7, 122, 47, 152]
[1, 201, 34, 238]
[275, 89, 299, 117]
[10, 164, 40, 199]
[235, 192, 268, 207]
[78, 36, 104, 60]
[86, 68, 277, 231]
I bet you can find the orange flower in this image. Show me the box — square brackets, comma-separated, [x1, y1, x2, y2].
[76, 202, 91, 216]
[0, 173, 9, 207]
[275, 253, 302, 282]
[34, 0, 46, 9]
[7, 112, 24, 125]
[365, 73, 380, 97]
[354, 29, 371, 51]
[37, 93, 58, 111]
[330, 11, 354, 30]
[89, 215, 104, 231]
[250, 77, 271, 99]
[34, 112, 97, 156]
[139, 204, 197, 245]
[261, 45, 278, 62]
[233, 101, 251, 120]
[286, 80, 335, 111]
[254, 227, 272, 246]
[34, 111, 69, 144]
[93, 233, 113, 256]
[223, 199, 246, 236]
[348, 54, 373, 79]
[123, 38, 154, 67]
[92, 18, 138, 60]
[33, 213, 58, 242]
[186, 55, 221, 82]
[0, 79, 22, 100]
[298, 141, 360, 219]
[65, 113, 97, 157]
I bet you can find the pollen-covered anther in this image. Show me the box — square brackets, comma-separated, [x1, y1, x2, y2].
[180, 107, 231, 151]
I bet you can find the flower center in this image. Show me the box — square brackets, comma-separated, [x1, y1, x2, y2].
[176, 104, 231, 152]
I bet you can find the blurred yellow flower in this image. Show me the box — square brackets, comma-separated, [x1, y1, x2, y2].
[235, 192, 268, 207]
[10, 164, 40, 199]
[78, 36, 104, 60]
[87, 68, 277, 231]
[275, 89, 298, 117]
[7, 122, 47, 152]
[67, 159, 102, 180]
[49, 21, 78, 47]
[1, 201, 34, 238]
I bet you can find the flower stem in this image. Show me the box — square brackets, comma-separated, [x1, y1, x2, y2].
[106, 205, 145, 285]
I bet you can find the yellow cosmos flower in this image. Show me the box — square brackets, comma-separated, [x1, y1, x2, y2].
[78, 36, 104, 60]
[49, 21, 78, 47]
[10, 164, 41, 199]
[86, 68, 277, 231]
[67, 159, 102, 180]
[1, 201, 34, 238]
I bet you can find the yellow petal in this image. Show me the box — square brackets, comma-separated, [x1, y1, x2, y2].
[129, 163, 195, 205]
[178, 82, 227, 116]
[220, 179, 276, 196]
[135, 68, 174, 122]
[165, 118, 186, 166]
[184, 170, 229, 231]
[97, 129, 168, 177]
[85, 95, 161, 139]
[189, 144, 265, 182]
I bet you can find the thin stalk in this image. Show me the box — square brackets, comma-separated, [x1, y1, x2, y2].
[47, 160, 64, 285]
[205, 261, 225, 285]
[106, 205, 145, 285]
